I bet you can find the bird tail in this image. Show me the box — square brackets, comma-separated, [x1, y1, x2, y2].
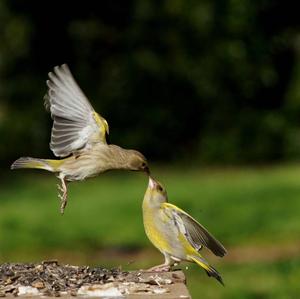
[189, 255, 224, 286]
[11, 157, 60, 172]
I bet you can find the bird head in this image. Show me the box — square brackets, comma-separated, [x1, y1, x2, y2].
[127, 150, 150, 174]
[146, 176, 168, 204]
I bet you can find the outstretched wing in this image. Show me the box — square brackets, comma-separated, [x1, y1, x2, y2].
[162, 203, 227, 257]
[44, 64, 109, 157]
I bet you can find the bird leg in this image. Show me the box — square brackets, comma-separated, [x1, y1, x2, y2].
[57, 177, 68, 215]
[146, 253, 173, 272]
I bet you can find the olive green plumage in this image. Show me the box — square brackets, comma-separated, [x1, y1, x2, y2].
[142, 176, 226, 285]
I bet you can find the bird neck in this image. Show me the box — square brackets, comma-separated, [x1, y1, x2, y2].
[143, 190, 164, 212]
[106, 144, 134, 169]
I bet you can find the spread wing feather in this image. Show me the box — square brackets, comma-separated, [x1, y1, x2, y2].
[162, 203, 227, 257]
[44, 64, 108, 157]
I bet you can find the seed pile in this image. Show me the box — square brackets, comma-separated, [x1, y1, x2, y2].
[0, 261, 125, 297]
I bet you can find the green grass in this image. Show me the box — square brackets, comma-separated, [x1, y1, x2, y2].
[1, 164, 300, 298]
[187, 258, 300, 299]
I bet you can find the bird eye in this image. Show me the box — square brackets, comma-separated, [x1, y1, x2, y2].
[157, 185, 163, 192]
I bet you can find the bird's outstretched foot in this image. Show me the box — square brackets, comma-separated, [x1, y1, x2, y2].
[57, 178, 68, 215]
[58, 192, 67, 214]
[146, 264, 171, 272]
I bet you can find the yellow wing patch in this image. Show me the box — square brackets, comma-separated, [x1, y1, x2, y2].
[178, 232, 198, 255]
[162, 202, 185, 213]
[92, 112, 109, 141]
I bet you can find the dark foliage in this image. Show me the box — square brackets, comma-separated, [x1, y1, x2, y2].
[0, 0, 299, 165]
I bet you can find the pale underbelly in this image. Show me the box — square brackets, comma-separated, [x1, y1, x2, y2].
[59, 160, 109, 181]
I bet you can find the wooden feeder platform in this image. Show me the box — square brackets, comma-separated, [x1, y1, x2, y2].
[0, 261, 191, 298]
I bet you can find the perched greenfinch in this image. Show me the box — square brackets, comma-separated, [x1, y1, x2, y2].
[11, 64, 149, 214]
[142, 176, 227, 285]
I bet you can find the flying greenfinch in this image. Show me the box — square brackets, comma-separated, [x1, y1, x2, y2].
[11, 64, 149, 214]
[142, 176, 227, 285]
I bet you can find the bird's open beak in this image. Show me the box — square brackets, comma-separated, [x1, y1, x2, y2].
[148, 176, 158, 189]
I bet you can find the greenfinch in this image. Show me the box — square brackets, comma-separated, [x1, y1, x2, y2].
[142, 176, 227, 285]
[11, 64, 149, 214]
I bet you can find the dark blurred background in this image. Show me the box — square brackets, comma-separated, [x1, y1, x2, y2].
[1, 0, 300, 166]
[1, 1, 300, 298]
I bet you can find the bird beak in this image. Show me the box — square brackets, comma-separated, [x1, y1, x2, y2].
[148, 176, 158, 189]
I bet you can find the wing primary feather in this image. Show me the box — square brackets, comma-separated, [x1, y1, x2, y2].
[53, 65, 92, 110]
[50, 106, 87, 122]
[51, 135, 78, 145]
[163, 203, 227, 257]
[45, 64, 108, 157]
[180, 212, 227, 257]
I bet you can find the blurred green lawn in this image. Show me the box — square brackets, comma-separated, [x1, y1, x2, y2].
[1, 164, 300, 298]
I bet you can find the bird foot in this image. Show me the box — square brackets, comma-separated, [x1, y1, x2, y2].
[146, 264, 171, 272]
[57, 187, 67, 215]
[60, 199, 67, 215]
[57, 184, 64, 193]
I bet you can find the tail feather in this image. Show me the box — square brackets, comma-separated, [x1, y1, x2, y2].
[190, 255, 224, 286]
[11, 157, 56, 172]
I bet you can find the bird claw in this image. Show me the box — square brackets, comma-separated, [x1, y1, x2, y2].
[146, 265, 171, 272]
[57, 193, 67, 215]
[57, 184, 64, 193]
[57, 185, 67, 215]
[60, 198, 67, 215]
